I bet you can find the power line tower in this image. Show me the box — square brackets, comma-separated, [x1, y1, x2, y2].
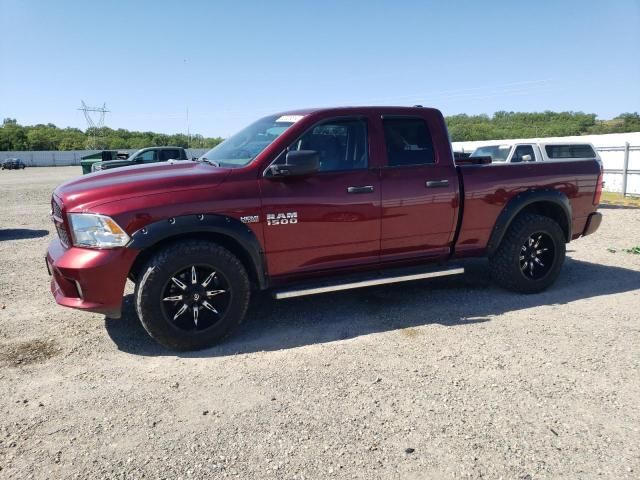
[78, 101, 109, 149]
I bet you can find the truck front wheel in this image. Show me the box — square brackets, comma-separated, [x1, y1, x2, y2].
[489, 213, 566, 294]
[134, 241, 250, 351]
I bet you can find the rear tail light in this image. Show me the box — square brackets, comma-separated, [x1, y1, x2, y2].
[593, 169, 603, 206]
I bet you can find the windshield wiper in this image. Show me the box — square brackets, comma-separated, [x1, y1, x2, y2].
[197, 157, 221, 167]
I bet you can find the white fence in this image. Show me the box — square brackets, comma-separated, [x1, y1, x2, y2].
[0, 149, 209, 167]
[595, 144, 640, 196]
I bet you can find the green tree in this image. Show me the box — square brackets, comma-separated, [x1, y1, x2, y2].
[26, 128, 56, 150]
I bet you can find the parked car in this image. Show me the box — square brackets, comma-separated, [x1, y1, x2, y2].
[471, 141, 601, 164]
[80, 150, 130, 174]
[46, 106, 603, 351]
[1, 158, 26, 170]
[90, 147, 189, 173]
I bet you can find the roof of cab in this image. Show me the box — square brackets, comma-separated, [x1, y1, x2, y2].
[273, 106, 439, 117]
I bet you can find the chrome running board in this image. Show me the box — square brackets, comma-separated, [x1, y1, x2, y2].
[273, 266, 464, 300]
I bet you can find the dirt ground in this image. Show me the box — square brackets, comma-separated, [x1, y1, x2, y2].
[1, 166, 639, 479]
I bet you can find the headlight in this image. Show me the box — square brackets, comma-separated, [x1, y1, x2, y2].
[68, 213, 130, 248]
[92, 163, 102, 172]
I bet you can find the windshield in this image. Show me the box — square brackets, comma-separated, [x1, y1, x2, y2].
[472, 145, 512, 162]
[201, 114, 304, 168]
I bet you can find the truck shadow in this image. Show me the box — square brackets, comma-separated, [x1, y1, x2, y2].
[105, 257, 640, 358]
[0, 228, 49, 241]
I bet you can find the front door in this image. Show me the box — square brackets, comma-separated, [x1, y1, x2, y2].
[378, 116, 458, 263]
[260, 117, 380, 278]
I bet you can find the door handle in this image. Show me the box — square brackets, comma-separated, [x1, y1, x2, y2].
[425, 180, 449, 188]
[347, 185, 374, 194]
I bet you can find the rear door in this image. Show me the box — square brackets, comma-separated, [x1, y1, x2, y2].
[378, 115, 458, 262]
[260, 116, 381, 278]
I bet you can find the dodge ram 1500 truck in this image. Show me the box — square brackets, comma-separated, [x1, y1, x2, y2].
[46, 106, 603, 350]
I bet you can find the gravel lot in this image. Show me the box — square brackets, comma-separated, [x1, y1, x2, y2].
[1, 166, 639, 479]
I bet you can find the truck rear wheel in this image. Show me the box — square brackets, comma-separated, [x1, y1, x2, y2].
[489, 213, 566, 294]
[134, 240, 250, 351]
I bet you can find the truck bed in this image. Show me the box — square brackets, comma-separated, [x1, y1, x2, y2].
[454, 159, 601, 257]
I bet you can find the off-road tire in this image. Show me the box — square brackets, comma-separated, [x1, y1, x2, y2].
[134, 240, 250, 351]
[489, 213, 566, 294]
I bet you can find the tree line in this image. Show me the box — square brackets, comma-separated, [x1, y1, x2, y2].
[1, 111, 639, 151]
[0, 119, 223, 151]
[446, 111, 640, 141]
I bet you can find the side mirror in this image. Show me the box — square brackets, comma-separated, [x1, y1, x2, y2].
[268, 150, 320, 178]
[522, 154, 533, 162]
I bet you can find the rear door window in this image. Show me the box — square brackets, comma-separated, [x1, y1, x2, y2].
[382, 118, 435, 166]
[160, 149, 181, 161]
[545, 144, 596, 159]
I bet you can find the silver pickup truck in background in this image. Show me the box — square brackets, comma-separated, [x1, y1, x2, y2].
[471, 142, 602, 164]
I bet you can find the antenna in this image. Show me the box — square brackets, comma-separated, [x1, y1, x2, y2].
[78, 101, 109, 149]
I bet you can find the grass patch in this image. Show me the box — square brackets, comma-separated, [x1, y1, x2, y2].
[601, 192, 640, 207]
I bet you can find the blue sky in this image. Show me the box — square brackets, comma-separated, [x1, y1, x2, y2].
[1, 0, 639, 136]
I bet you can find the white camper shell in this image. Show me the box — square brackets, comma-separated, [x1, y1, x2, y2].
[471, 142, 602, 165]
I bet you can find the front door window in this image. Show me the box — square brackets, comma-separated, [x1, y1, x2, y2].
[138, 150, 156, 163]
[287, 118, 368, 172]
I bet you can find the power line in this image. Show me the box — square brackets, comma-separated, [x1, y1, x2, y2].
[78, 101, 109, 149]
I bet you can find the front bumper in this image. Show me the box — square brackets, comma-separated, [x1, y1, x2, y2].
[582, 211, 603, 237]
[46, 237, 138, 318]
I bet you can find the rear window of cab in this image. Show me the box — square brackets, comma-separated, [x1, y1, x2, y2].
[545, 144, 596, 159]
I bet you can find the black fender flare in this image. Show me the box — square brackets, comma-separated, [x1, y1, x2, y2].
[487, 189, 572, 256]
[128, 214, 268, 289]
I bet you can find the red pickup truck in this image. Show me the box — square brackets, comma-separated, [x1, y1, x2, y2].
[47, 106, 603, 350]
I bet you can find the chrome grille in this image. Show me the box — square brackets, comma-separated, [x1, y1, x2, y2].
[52, 197, 62, 218]
[56, 223, 70, 247]
[51, 196, 70, 247]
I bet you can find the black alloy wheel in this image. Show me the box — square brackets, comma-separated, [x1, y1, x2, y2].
[161, 264, 231, 331]
[519, 232, 555, 280]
